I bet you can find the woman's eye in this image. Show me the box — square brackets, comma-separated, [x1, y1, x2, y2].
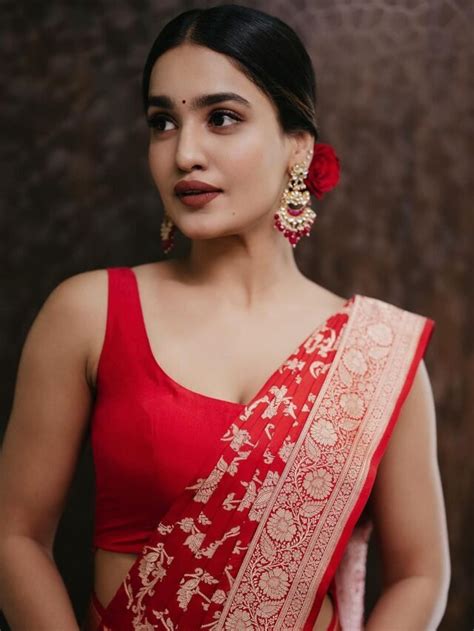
[146, 109, 242, 133]
[208, 110, 242, 127]
[147, 115, 174, 132]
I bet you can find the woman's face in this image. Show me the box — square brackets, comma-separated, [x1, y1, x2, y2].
[146, 43, 301, 241]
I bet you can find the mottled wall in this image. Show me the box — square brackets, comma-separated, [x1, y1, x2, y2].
[1, 1, 472, 629]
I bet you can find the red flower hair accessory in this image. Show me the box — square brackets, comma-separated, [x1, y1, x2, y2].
[304, 142, 341, 199]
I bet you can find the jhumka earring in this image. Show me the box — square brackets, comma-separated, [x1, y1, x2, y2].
[160, 212, 176, 254]
[273, 150, 316, 248]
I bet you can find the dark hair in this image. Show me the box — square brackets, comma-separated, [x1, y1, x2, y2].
[141, 4, 320, 142]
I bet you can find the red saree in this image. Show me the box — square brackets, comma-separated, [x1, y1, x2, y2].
[91, 294, 434, 630]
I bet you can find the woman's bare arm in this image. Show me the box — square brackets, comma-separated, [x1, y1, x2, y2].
[0, 270, 106, 630]
[365, 359, 451, 630]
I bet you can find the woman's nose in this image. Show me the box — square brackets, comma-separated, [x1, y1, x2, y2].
[174, 124, 207, 172]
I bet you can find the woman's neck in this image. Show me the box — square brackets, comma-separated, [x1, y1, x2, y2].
[174, 235, 307, 309]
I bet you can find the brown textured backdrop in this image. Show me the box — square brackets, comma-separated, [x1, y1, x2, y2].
[1, 1, 472, 629]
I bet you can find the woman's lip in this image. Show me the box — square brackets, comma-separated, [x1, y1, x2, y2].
[177, 190, 222, 207]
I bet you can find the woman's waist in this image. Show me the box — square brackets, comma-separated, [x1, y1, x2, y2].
[93, 547, 138, 613]
[90, 547, 339, 631]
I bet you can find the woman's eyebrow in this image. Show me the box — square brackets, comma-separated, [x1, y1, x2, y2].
[146, 92, 252, 112]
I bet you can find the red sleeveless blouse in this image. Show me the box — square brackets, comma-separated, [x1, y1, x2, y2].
[90, 267, 245, 554]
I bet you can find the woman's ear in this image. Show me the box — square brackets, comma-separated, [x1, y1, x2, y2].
[288, 131, 315, 168]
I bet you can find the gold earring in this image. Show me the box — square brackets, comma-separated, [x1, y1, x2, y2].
[273, 151, 317, 247]
[160, 212, 176, 254]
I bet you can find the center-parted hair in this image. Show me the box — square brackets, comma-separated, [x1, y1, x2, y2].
[142, 4, 320, 142]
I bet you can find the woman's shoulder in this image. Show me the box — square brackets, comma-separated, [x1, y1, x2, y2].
[51, 261, 172, 318]
[354, 293, 436, 386]
[54, 262, 172, 389]
[43, 268, 111, 390]
[56, 260, 178, 316]
[355, 292, 435, 324]
[47, 268, 109, 325]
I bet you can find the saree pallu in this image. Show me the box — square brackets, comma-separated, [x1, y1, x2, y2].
[90, 294, 434, 630]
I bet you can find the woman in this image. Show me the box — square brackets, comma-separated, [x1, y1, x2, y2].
[0, 5, 450, 631]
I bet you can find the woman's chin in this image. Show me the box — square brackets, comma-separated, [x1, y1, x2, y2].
[180, 229, 234, 242]
[176, 217, 237, 240]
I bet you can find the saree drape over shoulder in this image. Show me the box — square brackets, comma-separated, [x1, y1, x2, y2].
[92, 293, 435, 631]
